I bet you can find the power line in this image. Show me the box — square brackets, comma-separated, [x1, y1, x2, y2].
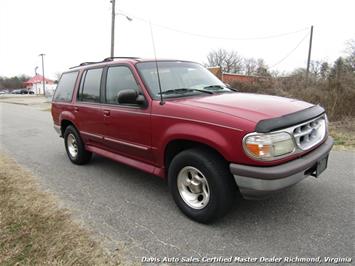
[153, 24, 308, 41]
[117, 10, 312, 69]
[118, 10, 308, 41]
[270, 32, 310, 68]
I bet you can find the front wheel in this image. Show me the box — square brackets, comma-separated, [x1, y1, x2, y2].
[168, 148, 236, 223]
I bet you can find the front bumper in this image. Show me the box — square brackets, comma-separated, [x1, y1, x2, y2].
[230, 137, 334, 199]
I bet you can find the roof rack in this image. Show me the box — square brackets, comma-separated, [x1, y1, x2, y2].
[103, 56, 141, 62]
[69, 61, 102, 69]
[69, 57, 141, 69]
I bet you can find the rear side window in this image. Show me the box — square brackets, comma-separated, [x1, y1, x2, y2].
[53, 71, 78, 102]
[78, 68, 103, 103]
[106, 66, 139, 104]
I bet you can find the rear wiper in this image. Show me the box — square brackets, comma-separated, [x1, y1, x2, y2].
[159, 88, 214, 95]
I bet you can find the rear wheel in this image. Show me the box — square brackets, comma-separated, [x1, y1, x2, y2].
[168, 147, 236, 223]
[64, 125, 92, 165]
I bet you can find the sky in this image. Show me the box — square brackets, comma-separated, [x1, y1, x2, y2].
[0, 0, 354, 79]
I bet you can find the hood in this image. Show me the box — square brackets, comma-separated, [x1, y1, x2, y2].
[172, 92, 314, 122]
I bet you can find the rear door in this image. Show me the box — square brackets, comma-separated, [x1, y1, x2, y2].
[75, 68, 105, 148]
[102, 65, 152, 163]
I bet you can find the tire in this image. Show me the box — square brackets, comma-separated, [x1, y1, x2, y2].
[168, 147, 236, 223]
[64, 125, 92, 165]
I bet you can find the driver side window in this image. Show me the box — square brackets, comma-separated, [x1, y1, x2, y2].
[106, 66, 139, 104]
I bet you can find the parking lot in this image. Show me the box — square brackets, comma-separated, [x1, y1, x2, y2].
[0, 101, 354, 264]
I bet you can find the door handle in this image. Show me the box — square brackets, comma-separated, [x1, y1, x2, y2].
[74, 106, 79, 112]
[103, 110, 110, 116]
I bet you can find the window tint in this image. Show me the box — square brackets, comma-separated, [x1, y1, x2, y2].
[79, 68, 102, 103]
[136, 62, 226, 99]
[106, 66, 139, 104]
[53, 72, 78, 102]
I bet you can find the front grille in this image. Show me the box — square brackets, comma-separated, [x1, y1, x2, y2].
[292, 115, 326, 150]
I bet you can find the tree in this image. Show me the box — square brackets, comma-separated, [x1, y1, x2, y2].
[255, 58, 270, 77]
[330, 57, 346, 80]
[344, 39, 355, 71]
[243, 58, 258, 75]
[206, 48, 243, 73]
[320, 62, 330, 79]
[54, 72, 62, 84]
[310, 60, 322, 79]
[0, 75, 30, 89]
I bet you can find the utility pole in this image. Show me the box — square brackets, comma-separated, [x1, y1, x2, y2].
[34, 66, 38, 95]
[110, 0, 116, 57]
[306, 25, 314, 85]
[39, 53, 46, 96]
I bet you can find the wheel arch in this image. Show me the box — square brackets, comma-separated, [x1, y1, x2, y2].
[59, 111, 78, 136]
[164, 138, 228, 174]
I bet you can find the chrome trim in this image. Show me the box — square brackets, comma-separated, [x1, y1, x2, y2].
[152, 114, 243, 132]
[104, 137, 149, 151]
[67, 133, 78, 158]
[80, 131, 103, 139]
[80, 131, 148, 150]
[177, 166, 210, 209]
[291, 115, 326, 150]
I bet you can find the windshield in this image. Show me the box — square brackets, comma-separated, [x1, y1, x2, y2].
[136, 61, 231, 99]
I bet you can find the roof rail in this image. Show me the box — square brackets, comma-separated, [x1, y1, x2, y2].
[69, 57, 141, 69]
[103, 56, 141, 62]
[69, 61, 102, 69]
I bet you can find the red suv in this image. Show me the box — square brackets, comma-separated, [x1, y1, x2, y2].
[52, 57, 333, 223]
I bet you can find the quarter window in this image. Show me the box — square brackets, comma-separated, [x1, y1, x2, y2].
[106, 66, 139, 104]
[79, 68, 103, 103]
[53, 71, 78, 102]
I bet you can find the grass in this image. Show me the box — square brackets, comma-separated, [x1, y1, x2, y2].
[0, 153, 121, 265]
[329, 119, 355, 151]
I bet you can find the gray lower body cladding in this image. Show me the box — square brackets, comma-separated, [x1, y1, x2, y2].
[230, 137, 334, 199]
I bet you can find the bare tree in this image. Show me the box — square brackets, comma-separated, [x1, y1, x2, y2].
[310, 60, 322, 79]
[344, 39, 355, 71]
[243, 57, 258, 75]
[207, 49, 243, 73]
[54, 72, 62, 83]
[320, 62, 330, 79]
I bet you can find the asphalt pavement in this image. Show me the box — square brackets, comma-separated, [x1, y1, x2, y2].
[0, 102, 354, 265]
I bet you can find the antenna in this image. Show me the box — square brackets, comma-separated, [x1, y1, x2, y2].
[149, 20, 164, 105]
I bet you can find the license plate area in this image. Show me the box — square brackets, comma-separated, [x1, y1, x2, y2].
[313, 155, 329, 177]
[305, 155, 329, 178]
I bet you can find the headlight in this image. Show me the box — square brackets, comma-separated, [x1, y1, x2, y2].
[243, 132, 295, 160]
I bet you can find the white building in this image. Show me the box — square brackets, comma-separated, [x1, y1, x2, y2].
[24, 74, 56, 95]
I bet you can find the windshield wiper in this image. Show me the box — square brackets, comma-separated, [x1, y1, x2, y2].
[203, 84, 238, 92]
[203, 85, 225, 90]
[159, 88, 214, 95]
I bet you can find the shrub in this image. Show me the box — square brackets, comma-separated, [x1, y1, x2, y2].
[231, 72, 355, 121]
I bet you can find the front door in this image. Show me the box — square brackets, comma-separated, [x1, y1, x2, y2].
[102, 65, 153, 163]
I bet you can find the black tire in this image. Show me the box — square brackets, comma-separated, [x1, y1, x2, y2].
[168, 147, 236, 223]
[64, 125, 92, 165]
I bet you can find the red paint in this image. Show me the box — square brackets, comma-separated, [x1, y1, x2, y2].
[51, 59, 317, 178]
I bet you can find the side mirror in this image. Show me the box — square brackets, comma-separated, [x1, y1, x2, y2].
[117, 89, 146, 106]
[224, 83, 238, 91]
[136, 94, 146, 106]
